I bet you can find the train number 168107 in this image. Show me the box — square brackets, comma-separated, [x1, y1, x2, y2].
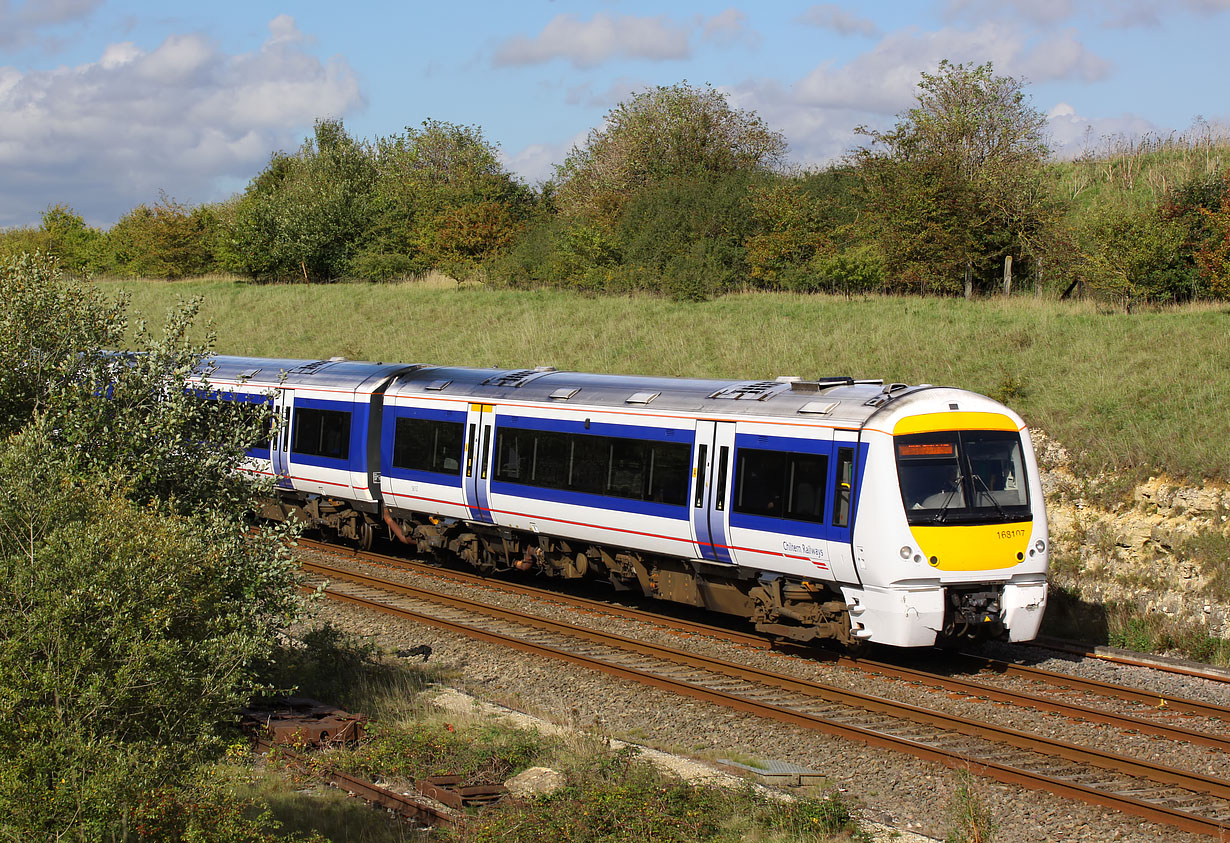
[997, 528, 1028, 541]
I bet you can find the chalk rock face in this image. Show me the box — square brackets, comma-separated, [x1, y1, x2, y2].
[505, 766, 566, 799]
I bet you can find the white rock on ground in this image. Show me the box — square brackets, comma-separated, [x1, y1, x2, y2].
[429, 687, 937, 843]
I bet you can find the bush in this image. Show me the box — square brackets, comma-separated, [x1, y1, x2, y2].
[0, 252, 304, 839]
[107, 194, 219, 279]
[1074, 201, 1196, 304]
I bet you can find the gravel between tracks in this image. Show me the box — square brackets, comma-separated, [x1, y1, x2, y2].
[302, 545, 1227, 842]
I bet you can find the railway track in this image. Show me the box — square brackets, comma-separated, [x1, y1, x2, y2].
[299, 538, 1230, 747]
[298, 547, 1230, 837]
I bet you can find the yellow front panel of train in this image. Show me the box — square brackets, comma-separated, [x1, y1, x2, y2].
[909, 521, 1032, 571]
[893, 412, 1019, 435]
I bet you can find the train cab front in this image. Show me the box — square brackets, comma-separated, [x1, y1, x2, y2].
[842, 393, 1049, 648]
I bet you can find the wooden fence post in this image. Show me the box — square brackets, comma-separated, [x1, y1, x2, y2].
[1003, 255, 1013, 296]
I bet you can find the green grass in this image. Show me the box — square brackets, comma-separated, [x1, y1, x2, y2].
[99, 277, 1230, 484]
[240, 652, 864, 843]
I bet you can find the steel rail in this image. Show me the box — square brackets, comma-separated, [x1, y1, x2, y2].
[945, 652, 1230, 723]
[294, 536, 771, 647]
[1029, 636, 1230, 685]
[298, 538, 1230, 743]
[305, 560, 1230, 837]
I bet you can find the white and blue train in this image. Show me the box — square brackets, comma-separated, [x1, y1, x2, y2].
[195, 355, 1049, 649]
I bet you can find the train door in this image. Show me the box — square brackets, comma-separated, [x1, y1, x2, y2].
[272, 388, 294, 490]
[826, 430, 862, 585]
[462, 403, 495, 523]
[691, 420, 737, 564]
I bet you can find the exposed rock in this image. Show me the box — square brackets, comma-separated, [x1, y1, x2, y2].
[1034, 429, 1230, 640]
[504, 766, 565, 799]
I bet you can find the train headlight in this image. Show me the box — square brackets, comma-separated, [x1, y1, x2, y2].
[899, 546, 912, 559]
[1035, 539, 1046, 553]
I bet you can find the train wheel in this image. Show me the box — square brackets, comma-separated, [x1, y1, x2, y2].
[357, 521, 374, 552]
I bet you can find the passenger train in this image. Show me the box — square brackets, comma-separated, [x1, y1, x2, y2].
[194, 355, 1049, 649]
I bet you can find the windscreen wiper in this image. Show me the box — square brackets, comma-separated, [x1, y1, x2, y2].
[970, 472, 1008, 519]
[931, 478, 962, 524]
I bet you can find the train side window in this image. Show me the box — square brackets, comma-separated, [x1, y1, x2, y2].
[292, 407, 351, 460]
[393, 417, 464, 474]
[648, 442, 690, 506]
[832, 447, 854, 528]
[734, 447, 828, 523]
[608, 438, 646, 498]
[714, 446, 729, 512]
[694, 444, 708, 507]
[494, 426, 689, 505]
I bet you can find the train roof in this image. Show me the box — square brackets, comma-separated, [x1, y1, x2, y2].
[199, 354, 930, 425]
[198, 355, 414, 391]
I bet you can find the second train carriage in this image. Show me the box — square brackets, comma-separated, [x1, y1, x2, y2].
[196, 355, 1049, 649]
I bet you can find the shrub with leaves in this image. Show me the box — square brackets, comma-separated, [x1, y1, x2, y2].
[0, 252, 304, 840]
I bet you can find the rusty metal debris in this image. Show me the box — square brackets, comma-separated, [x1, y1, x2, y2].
[415, 775, 508, 808]
[255, 738, 458, 827]
[241, 696, 367, 747]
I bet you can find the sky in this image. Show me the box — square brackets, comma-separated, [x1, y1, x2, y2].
[1, 0, 1228, 229]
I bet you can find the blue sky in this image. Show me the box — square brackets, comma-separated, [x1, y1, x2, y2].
[1, 0, 1227, 227]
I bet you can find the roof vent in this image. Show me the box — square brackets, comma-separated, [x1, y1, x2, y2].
[798, 401, 840, 416]
[238, 368, 260, 380]
[626, 391, 660, 405]
[534, 365, 557, 373]
[550, 387, 579, 400]
[328, 356, 347, 362]
[788, 377, 855, 393]
[863, 383, 910, 407]
[775, 376, 801, 383]
[425, 380, 451, 391]
[709, 381, 786, 400]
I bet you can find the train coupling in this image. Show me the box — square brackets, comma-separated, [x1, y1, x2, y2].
[943, 587, 1005, 639]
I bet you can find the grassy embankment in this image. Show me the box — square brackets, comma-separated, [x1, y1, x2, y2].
[107, 276, 1229, 485]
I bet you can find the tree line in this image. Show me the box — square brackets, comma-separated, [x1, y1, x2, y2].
[4, 62, 1229, 304]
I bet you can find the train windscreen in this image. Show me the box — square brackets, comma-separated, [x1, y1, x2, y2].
[895, 430, 1030, 525]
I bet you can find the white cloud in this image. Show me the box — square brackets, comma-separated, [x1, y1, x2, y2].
[943, 0, 1077, 26]
[795, 5, 880, 37]
[0, 16, 364, 227]
[724, 24, 1112, 170]
[945, 0, 1230, 28]
[701, 8, 758, 47]
[1045, 101, 1162, 157]
[493, 13, 693, 68]
[0, 0, 102, 47]
[788, 24, 1109, 116]
[19, 0, 100, 27]
[1014, 30, 1111, 82]
[504, 129, 589, 185]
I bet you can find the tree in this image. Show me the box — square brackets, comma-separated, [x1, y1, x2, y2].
[108, 193, 219, 279]
[220, 119, 377, 282]
[354, 120, 533, 279]
[852, 61, 1052, 294]
[38, 204, 107, 277]
[744, 167, 867, 291]
[0, 252, 303, 838]
[554, 82, 787, 224]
